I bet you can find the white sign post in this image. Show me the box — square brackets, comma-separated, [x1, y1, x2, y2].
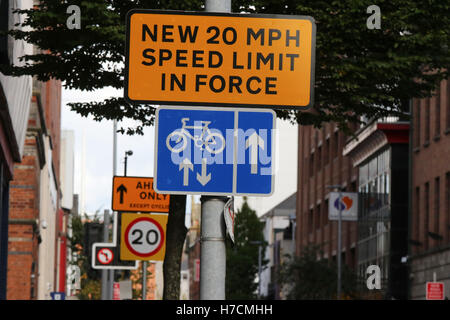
[327, 189, 359, 299]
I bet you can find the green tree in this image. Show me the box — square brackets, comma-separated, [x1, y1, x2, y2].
[2, 0, 448, 132]
[67, 212, 106, 299]
[226, 199, 267, 299]
[279, 245, 359, 299]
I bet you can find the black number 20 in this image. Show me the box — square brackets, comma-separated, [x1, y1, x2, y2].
[131, 229, 158, 245]
[206, 26, 237, 45]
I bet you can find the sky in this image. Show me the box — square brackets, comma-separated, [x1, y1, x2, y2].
[61, 87, 179, 217]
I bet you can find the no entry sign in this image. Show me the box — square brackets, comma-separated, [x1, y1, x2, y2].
[120, 213, 168, 261]
[125, 10, 316, 109]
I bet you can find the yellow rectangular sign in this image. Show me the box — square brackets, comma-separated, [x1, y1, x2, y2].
[120, 213, 168, 261]
[112, 176, 170, 213]
[125, 10, 316, 109]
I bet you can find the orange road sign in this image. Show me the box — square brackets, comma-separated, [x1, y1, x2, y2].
[125, 10, 316, 110]
[112, 176, 170, 213]
[120, 213, 168, 261]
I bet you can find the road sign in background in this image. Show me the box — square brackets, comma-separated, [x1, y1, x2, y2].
[92, 244, 137, 270]
[120, 213, 168, 261]
[50, 292, 66, 300]
[426, 282, 445, 300]
[125, 10, 316, 109]
[154, 106, 275, 196]
[328, 192, 359, 221]
[91, 212, 138, 270]
[112, 176, 170, 213]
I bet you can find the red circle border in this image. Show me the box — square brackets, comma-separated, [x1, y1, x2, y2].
[97, 248, 114, 265]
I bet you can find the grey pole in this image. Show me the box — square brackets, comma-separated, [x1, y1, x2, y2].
[205, 0, 231, 12]
[200, 196, 228, 300]
[337, 188, 342, 300]
[101, 209, 110, 300]
[327, 184, 343, 300]
[109, 119, 118, 300]
[258, 245, 262, 299]
[142, 261, 147, 300]
[198, 0, 231, 301]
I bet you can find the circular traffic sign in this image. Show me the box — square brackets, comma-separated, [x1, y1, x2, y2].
[97, 248, 114, 265]
[124, 217, 165, 258]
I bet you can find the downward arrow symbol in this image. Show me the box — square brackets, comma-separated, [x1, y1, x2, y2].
[245, 132, 265, 174]
[196, 158, 211, 186]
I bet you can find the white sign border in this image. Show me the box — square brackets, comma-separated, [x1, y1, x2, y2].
[153, 105, 276, 197]
[91, 212, 139, 270]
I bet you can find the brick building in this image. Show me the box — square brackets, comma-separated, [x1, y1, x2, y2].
[6, 92, 44, 299]
[7, 78, 62, 299]
[410, 78, 450, 299]
[296, 122, 359, 271]
[0, 0, 33, 300]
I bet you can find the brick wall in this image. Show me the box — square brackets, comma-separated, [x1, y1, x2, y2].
[411, 79, 450, 253]
[7, 98, 42, 299]
[410, 78, 450, 299]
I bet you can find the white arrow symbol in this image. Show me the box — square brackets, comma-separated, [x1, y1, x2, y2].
[245, 132, 265, 174]
[179, 158, 193, 186]
[196, 158, 212, 186]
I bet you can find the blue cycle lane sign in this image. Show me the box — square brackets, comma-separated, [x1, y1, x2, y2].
[154, 106, 275, 196]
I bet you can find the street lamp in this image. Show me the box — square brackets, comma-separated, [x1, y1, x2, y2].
[124, 150, 133, 176]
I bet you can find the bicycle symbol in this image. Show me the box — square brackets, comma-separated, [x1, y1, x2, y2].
[166, 118, 226, 154]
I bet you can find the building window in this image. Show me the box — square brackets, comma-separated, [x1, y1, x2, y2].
[324, 138, 330, 166]
[415, 186, 420, 252]
[333, 131, 339, 158]
[424, 98, 430, 144]
[324, 199, 329, 226]
[310, 152, 315, 177]
[446, 172, 450, 242]
[446, 80, 450, 131]
[317, 146, 322, 171]
[414, 99, 421, 148]
[308, 209, 314, 234]
[316, 204, 321, 231]
[434, 177, 440, 240]
[303, 157, 308, 183]
[424, 182, 430, 250]
[435, 87, 441, 138]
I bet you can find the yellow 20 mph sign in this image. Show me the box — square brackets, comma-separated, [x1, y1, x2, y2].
[120, 213, 168, 261]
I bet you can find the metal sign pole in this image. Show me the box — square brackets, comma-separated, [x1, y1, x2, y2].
[101, 209, 110, 300]
[327, 185, 344, 300]
[200, 196, 228, 300]
[198, 0, 231, 301]
[110, 119, 118, 300]
[337, 188, 342, 300]
[142, 261, 147, 300]
[258, 245, 262, 299]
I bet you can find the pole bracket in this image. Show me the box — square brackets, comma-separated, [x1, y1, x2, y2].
[200, 236, 225, 242]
